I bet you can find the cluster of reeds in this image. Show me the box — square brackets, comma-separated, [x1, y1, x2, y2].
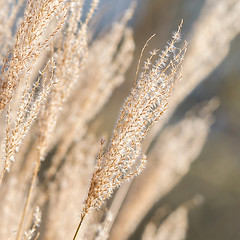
[0, 0, 239, 239]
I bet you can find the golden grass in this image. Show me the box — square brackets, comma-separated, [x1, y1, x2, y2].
[0, 0, 239, 239]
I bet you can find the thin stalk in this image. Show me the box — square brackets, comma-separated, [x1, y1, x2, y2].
[16, 157, 41, 240]
[73, 206, 89, 240]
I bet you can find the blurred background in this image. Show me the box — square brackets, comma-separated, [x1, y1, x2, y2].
[92, 0, 240, 239]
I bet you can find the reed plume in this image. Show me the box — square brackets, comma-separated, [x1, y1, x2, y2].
[0, 0, 236, 239]
[73, 21, 187, 239]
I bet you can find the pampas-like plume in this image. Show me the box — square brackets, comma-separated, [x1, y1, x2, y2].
[73, 21, 187, 239]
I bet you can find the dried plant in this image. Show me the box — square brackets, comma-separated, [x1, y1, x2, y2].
[0, 0, 68, 115]
[0, 0, 237, 240]
[72, 21, 187, 239]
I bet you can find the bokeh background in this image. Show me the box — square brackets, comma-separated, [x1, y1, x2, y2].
[93, 0, 240, 239]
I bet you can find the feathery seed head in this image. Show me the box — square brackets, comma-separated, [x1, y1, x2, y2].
[83, 21, 187, 212]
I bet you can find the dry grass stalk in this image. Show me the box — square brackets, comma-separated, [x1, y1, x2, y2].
[32, 0, 99, 171]
[72, 21, 187, 239]
[0, 0, 71, 182]
[14, 2, 100, 239]
[1, 60, 56, 181]
[14, 54, 56, 240]
[0, 0, 69, 115]
[0, 1, 99, 239]
[0, 0, 229, 239]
